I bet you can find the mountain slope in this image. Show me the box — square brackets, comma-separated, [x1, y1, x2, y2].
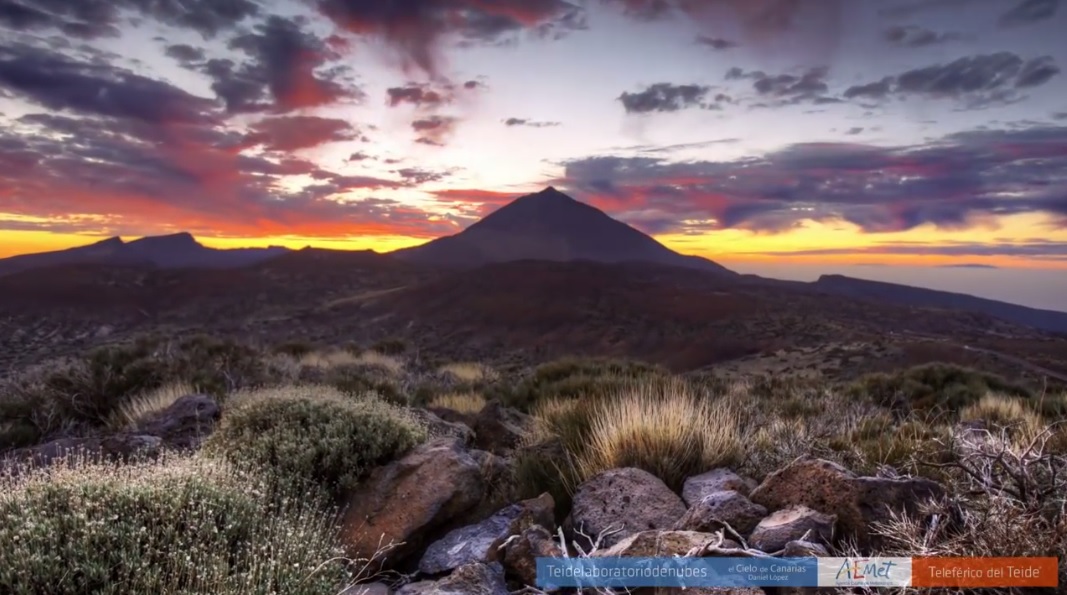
[391, 187, 733, 274]
[814, 274, 1067, 334]
[0, 233, 289, 276]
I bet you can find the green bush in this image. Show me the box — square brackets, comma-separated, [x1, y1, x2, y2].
[490, 357, 669, 411]
[324, 365, 407, 407]
[202, 385, 426, 501]
[0, 456, 346, 595]
[849, 363, 1032, 416]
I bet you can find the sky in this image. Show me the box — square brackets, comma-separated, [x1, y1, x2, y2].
[1, 0, 1066, 310]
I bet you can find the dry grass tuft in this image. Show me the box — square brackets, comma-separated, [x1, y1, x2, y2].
[428, 392, 486, 414]
[108, 381, 198, 431]
[351, 351, 405, 375]
[576, 378, 743, 491]
[960, 392, 1046, 444]
[438, 361, 496, 383]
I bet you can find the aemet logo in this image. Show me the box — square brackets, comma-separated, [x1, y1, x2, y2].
[836, 558, 897, 581]
[818, 557, 912, 587]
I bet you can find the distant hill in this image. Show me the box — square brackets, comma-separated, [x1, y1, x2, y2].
[391, 187, 734, 275]
[813, 274, 1067, 334]
[0, 233, 288, 276]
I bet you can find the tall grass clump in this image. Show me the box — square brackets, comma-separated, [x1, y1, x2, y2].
[107, 380, 198, 431]
[850, 363, 1032, 416]
[202, 385, 426, 501]
[577, 379, 744, 491]
[492, 357, 669, 411]
[0, 455, 346, 595]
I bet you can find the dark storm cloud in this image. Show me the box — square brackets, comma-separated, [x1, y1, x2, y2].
[212, 16, 358, 114]
[0, 43, 218, 125]
[243, 116, 360, 152]
[883, 25, 961, 48]
[618, 83, 711, 113]
[844, 53, 1060, 107]
[386, 84, 450, 108]
[165, 44, 206, 65]
[696, 36, 739, 50]
[845, 127, 864, 135]
[315, 0, 585, 77]
[549, 125, 1067, 235]
[0, 0, 257, 39]
[503, 117, 561, 127]
[999, 0, 1059, 27]
[411, 115, 458, 146]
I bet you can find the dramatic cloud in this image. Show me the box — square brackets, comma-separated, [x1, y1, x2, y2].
[844, 53, 1060, 108]
[210, 15, 358, 113]
[0, 0, 257, 39]
[244, 116, 360, 152]
[0, 109, 452, 239]
[726, 66, 836, 106]
[503, 117, 561, 128]
[386, 84, 450, 108]
[411, 115, 458, 146]
[0, 43, 218, 125]
[618, 83, 711, 113]
[549, 125, 1067, 235]
[883, 25, 961, 47]
[315, 0, 585, 77]
[695, 35, 738, 50]
[999, 0, 1059, 27]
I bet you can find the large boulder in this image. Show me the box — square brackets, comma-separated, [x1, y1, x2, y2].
[409, 409, 474, 446]
[418, 493, 554, 575]
[748, 457, 945, 549]
[1, 394, 219, 473]
[395, 562, 508, 595]
[502, 525, 564, 588]
[748, 506, 835, 553]
[471, 400, 531, 455]
[133, 393, 220, 450]
[566, 468, 687, 551]
[682, 469, 758, 505]
[673, 490, 767, 537]
[339, 439, 485, 566]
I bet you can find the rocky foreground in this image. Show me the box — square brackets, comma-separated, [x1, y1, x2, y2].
[4, 392, 960, 595]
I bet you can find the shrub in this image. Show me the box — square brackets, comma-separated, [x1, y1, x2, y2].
[0, 456, 346, 595]
[576, 379, 744, 491]
[438, 362, 495, 383]
[323, 365, 406, 406]
[849, 363, 1032, 417]
[492, 357, 669, 411]
[202, 385, 426, 500]
[273, 340, 316, 357]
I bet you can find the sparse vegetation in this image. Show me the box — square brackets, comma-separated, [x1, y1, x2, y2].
[850, 363, 1034, 417]
[428, 391, 486, 414]
[108, 380, 198, 431]
[202, 385, 426, 500]
[0, 455, 346, 595]
[438, 361, 496, 383]
[490, 357, 669, 411]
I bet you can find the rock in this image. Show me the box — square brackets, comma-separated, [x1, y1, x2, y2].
[673, 490, 767, 537]
[566, 468, 687, 551]
[133, 394, 219, 450]
[592, 530, 722, 558]
[410, 409, 474, 446]
[341, 583, 392, 595]
[748, 506, 835, 553]
[418, 493, 555, 575]
[426, 407, 472, 427]
[780, 540, 829, 557]
[339, 439, 485, 566]
[502, 525, 563, 587]
[748, 457, 945, 549]
[471, 400, 531, 455]
[395, 562, 508, 595]
[682, 469, 758, 505]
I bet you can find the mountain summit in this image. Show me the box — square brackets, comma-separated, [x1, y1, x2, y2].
[393, 187, 733, 274]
